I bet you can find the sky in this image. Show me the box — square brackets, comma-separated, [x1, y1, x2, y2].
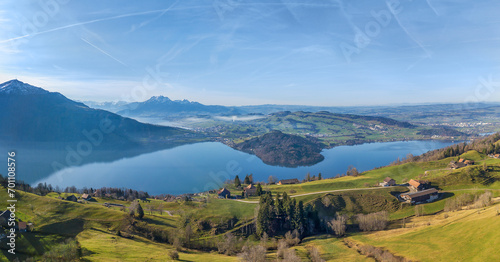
[0, 0, 499, 106]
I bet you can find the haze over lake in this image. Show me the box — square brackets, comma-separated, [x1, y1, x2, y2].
[17, 140, 460, 195]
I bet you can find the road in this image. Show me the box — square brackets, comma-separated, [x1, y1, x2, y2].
[233, 186, 391, 204]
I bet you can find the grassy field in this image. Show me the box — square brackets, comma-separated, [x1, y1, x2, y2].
[77, 229, 237, 262]
[0, 188, 236, 261]
[350, 201, 500, 262]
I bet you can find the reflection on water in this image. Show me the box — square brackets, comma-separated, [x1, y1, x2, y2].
[5, 140, 460, 195]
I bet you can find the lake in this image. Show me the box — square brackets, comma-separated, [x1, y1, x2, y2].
[10, 140, 459, 195]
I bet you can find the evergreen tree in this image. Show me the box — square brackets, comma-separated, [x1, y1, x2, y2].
[249, 174, 254, 184]
[318, 173, 322, 180]
[256, 184, 263, 196]
[244, 175, 250, 184]
[234, 175, 241, 187]
[256, 193, 275, 236]
[306, 173, 311, 182]
[136, 203, 145, 219]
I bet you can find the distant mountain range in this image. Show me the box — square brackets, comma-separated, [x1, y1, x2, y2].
[0, 80, 192, 147]
[82, 96, 500, 131]
[84, 96, 241, 119]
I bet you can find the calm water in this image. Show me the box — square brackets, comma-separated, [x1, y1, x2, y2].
[15, 140, 459, 195]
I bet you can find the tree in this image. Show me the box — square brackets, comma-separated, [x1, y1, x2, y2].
[256, 193, 275, 236]
[347, 166, 359, 176]
[318, 173, 322, 180]
[249, 174, 254, 184]
[129, 201, 137, 217]
[414, 205, 424, 217]
[308, 246, 325, 262]
[328, 215, 347, 236]
[268, 175, 277, 184]
[168, 250, 179, 260]
[136, 203, 144, 219]
[244, 174, 250, 185]
[239, 244, 266, 262]
[234, 175, 241, 187]
[357, 211, 388, 231]
[217, 232, 238, 255]
[292, 200, 305, 235]
[306, 173, 311, 182]
[256, 184, 263, 196]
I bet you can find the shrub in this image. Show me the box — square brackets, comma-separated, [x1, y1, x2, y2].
[307, 246, 325, 262]
[168, 250, 179, 260]
[328, 215, 347, 236]
[238, 244, 266, 262]
[277, 239, 288, 259]
[357, 211, 388, 231]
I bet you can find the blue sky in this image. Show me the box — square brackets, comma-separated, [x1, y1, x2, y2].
[0, 0, 499, 106]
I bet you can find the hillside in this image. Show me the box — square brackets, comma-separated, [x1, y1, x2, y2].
[200, 111, 467, 149]
[233, 130, 324, 167]
[349, 201, 500, 262]
[0, 80, 195, 147]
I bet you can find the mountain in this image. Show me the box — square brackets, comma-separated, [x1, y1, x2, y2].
[0, 80, 192, 146]
[81, 100, 129, 113]
[115, 96, 241, 118]
[233, 130, 324, 167]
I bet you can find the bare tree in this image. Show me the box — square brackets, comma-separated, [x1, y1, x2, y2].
[357, 211, 388, 231]
[308, 246, 325, 262]
[414, 205, 424, 217]
[238, 244, 266, 262]
[217, 232, 238, 255]
[283, 248, 301, 262]
[277, 239, 288, 259]
[328, 215, 347, 236]
[268, 175, 277, 184]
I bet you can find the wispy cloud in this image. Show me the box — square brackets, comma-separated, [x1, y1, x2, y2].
[80, 38, 128, 67]
[0, 7, 181, 44]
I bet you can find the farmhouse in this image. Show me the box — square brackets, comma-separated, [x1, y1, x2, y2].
[66, 195, 78, 202]
[81, 193, 92, 201]
[277, 178, 300, 185]
[380, 177, 396, 187]
[218, 188, 231, 199]
[244, 184, 257, 196]
[408, 179, 430, 191]
[400, 188, 439, 204]
[449, 159, 474, 169]
[18, 222, 27, 232]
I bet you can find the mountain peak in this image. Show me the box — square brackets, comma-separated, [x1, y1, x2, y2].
[0, 79, 49, 95]
[147, 95, 172, 103]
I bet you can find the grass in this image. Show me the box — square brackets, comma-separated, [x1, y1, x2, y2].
[350, 202, 500, 262]
[78, 228, 237, 262]
[297, 235, 374, 261]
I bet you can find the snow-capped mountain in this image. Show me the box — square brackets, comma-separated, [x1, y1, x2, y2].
[0, 79, 190, 143]
[0, 79, 50, 95]
[116, 95, 241, 117]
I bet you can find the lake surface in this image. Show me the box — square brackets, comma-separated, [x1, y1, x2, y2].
[17, 140, 460, 195]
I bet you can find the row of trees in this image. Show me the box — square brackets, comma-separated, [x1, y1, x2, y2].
[444, 191, 493, 211]
[397, 133, 500, 164]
